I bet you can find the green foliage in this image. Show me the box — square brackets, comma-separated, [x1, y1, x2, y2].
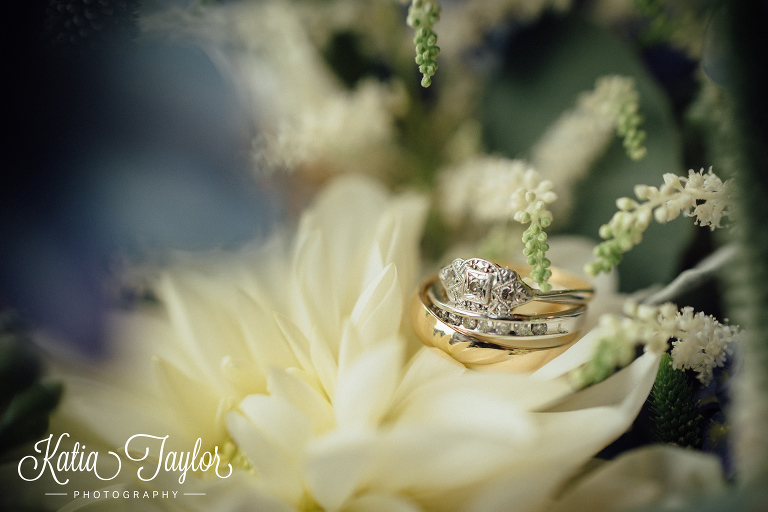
[572, 338, 633, 388]
[0, 314, 63, 454]
[615, 95, 648, 161]
[649, 353, 702, 448]
[632, 0, 716, 52]
[407, 0, 441, 88]
[0, 382, 64, 453]
[585, 200, 650, 276]
[521, 219, 552, 291]
[481, 15, 691, 292]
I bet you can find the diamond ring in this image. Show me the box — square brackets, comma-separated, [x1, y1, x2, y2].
[438, 258, 593, 319]
[421, 275, 586, 348]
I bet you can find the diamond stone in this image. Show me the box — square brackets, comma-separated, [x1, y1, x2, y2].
[462, 317, 477, 329]
[531, 324, 547, 335]
[513, 323, 530, 336]
[477, 320, 492, 333]
[465, 269, 493, 305]
[495, 322, 511, 335]
[448, 313, 461, 326]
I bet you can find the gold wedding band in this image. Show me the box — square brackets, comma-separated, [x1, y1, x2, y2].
[410, 260, 592, 371]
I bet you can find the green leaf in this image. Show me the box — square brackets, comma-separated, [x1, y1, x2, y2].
[481, 14, 693, 291]
[0, 381, 63, 453]
[649, 353, 702, 448]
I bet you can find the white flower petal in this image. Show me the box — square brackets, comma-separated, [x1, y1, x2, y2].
[398, 372, 572, 420]
[291, 228, 341, 350]
[152, 355, 225, 442]
[309, 176, 392, 312]
[309, 328, 339, 398]
[179, 472, 298, 512]
[227, 410, 305, 505]
[52, 376, 180, 450]
[360, 194, 428, 301]
[387, 347, 466, 417]
[305, 430, 378, 512]
[394, 388, 534, 443]
[268, 367, 335, 435]
[337, 320, 364, 377]
[547, 351, 661, 412]
[236, 290, 298, 378]
[455, 352, 666, 512]
[334, 342, 403, 430]
[273, 312, 315, 375]
[343, 492, 422, 512]
[350, 263, 402, 349]
[531, 327, 602, 381]
[549, 445, 725, 512]
[463, 468, 569, 512]
[371, 428, 522, 492]
[238, 394, 312, 458]
[158, 274, 251, 387]
[220, 355, 267, 398]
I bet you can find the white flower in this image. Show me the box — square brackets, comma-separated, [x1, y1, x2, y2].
[547, 445, 725, 512]
[575, 300, 739, 387]
[586, 167, 732, 276]
[22, 176, 661, 512]
[670, 307, 740, 385]
[142, 2, 406, 178]
[438, 156, 556, 225]
[256, 79, 406, 177]
[531, 76, 646, 218]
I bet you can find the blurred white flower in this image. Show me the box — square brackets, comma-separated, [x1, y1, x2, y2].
[35, 175, 660, 512]
[531, 76, 645, 219]
[438, 156, 555, 225]
[142, 2, 406, 178]
[256, 79, 406, 177]
[547, 444, 725, 512]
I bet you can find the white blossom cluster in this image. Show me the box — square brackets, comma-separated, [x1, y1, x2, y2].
[669, 307, 741, 385]
[256, 79, 406, 176]
[531, 75, 645, 218]
[438, 156, 556, 225]
[586, 167, 732, 276]
[142, 1, 406, 178]
[636, 167, 732, 229]
[575, 301, 740, 387]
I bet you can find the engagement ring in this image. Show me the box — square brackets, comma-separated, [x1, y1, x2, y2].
[438, 258, 593, 318]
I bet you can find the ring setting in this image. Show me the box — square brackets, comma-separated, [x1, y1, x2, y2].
[439, 258, 592, 318]
[424, 276, 586, 346]
[411, 258, 595, 357]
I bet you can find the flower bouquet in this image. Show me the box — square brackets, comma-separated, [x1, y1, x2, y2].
[2, 0, 767, 511]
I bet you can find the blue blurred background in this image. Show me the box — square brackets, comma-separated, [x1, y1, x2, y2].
[5, 1, 277, 355]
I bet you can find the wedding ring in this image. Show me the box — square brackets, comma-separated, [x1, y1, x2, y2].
[409, 287, 581, 370]
[419, 275, 586, 349]
[438, 258, 593, 318]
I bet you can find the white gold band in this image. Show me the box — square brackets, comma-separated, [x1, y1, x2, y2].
[438, 258, 593, 319]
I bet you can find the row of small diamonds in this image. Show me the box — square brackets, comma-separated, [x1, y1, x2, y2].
[431, 306, 548, 336]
